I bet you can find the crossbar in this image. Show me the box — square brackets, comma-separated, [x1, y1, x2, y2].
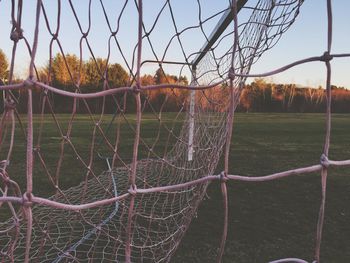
[191, 0, 248, 69]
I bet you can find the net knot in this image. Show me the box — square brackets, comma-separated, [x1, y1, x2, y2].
[320, 154, 330, 168]
[0, 168, 10, 184]
[62, 135, 70, 142]
[320, 51, 333, 62]
[132, 85, 141, 93]
[24, 78, 35, 87]
[128, 185, 137, 196]
[22, 192, 33, 207]
[82, 32, 88, 38]
[220, 171, 228, 182]
[33, 147, 40, 153]
[52, 33, 58, 40]
[10, 28, 23, 42]
[228, 67, 236, 80]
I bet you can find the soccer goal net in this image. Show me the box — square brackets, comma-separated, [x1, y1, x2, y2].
[0, 0, 349, 262]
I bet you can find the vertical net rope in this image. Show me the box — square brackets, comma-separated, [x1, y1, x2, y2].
[0, 0, 349, 262]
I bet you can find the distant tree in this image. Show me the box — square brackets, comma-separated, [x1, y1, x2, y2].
[145, 68, 190, 111]
[178, 76, 188, 85]
[107, 63, 129, 87]
[140, 74, 155, 86]
[37, 65, 50, 84]
[0, 49, 9, 83]
[84, 58, 106, 88]
[51, 53, 82, 89]
[154, 68, 167, 84]
[83, 59, 129, 91]
[240, 87, 253, 112]
[152, 67, 188, 85]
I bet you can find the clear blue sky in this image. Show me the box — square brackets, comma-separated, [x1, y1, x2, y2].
[0, 0, 349, 88]
[250, 0, 350, 88]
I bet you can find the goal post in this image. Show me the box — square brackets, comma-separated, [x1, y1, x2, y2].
[187, 0, 248, 162]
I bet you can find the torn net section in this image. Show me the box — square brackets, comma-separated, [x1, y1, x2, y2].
[0, 0, 320, 262]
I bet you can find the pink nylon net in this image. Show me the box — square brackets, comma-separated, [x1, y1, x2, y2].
[0, 0, 349, 262]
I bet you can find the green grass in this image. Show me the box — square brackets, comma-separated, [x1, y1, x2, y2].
[1, 113, 350, 262]
[174, 113, 350, 263]
[1, 113, 183, 197]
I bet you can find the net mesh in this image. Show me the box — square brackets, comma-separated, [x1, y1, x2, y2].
[0, 0, 349, 262]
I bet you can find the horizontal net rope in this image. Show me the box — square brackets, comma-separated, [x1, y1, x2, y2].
[0, 0, 349, 262]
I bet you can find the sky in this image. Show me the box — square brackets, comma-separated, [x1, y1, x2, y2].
[0, 0, 349, 88]
[250, 0, 350, 88]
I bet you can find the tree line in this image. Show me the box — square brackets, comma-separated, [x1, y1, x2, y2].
[0, 51, 189, 113]
[0, 49, 350, 113]
[238, 78, 350, 113]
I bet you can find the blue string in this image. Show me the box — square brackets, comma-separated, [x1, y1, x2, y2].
[53, 171, 119, 262]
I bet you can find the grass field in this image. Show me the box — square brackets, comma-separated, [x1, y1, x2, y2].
[1, 113, 350, 262]
[174, 113, 350, 263]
